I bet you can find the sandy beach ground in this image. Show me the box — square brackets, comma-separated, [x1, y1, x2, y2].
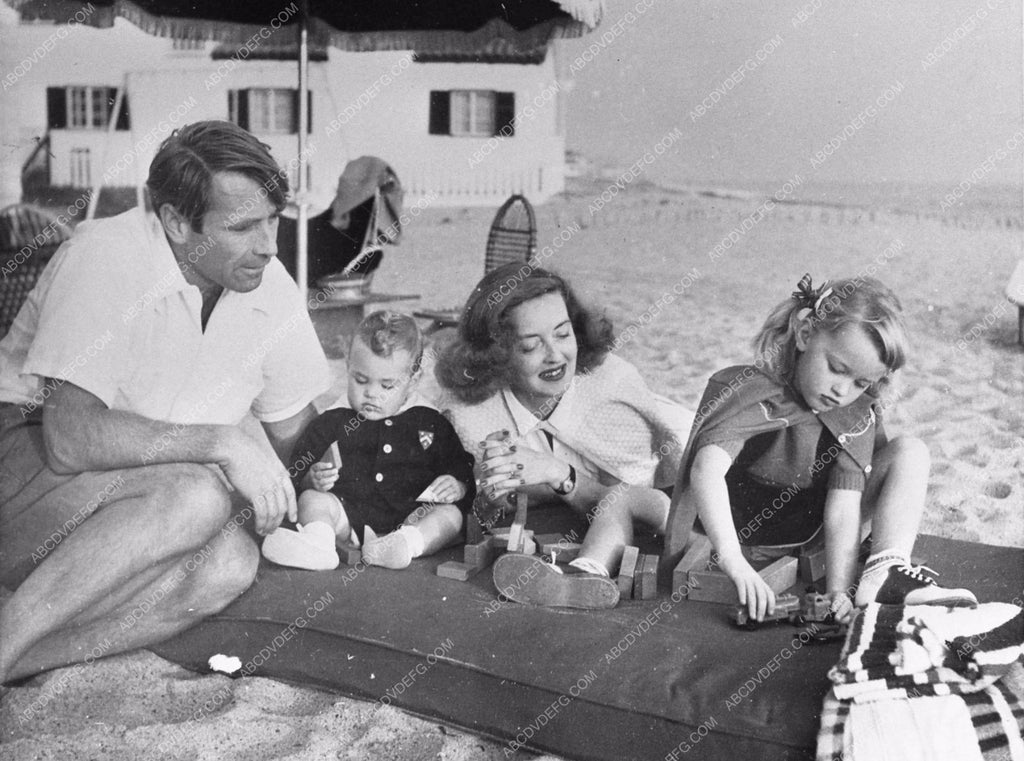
[2, 178, 1022, 759]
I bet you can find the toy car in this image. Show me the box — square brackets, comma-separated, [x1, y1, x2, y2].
[733, 589, 832, 629]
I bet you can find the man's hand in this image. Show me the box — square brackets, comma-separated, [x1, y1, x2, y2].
[219, 431, 297, 535]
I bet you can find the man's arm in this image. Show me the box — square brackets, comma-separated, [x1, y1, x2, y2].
[262, 403, 319, 468]
[42, 380, 231, 473]
[43, 380, 295, 534]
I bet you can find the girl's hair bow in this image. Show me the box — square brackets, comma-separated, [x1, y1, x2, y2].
[792, 273, 834, 316]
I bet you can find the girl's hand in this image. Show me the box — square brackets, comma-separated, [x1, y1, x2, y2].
[826, 590, 854, 625]
[426, 474, 466, 504]
[477, 434, 563, 501]
[718, 552, 776, 622]
[307, 461, 339, 492]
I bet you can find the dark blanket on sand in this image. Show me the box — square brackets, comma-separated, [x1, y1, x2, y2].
[152, 510, 1023, 761]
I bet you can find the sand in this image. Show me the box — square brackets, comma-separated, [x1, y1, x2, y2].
[2, 178, 1022, 759]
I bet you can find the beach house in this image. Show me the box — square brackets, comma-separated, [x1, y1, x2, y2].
[0, 3, 582, 210]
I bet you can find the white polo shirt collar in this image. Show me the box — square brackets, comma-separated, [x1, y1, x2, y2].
[145, 214, 275, 319]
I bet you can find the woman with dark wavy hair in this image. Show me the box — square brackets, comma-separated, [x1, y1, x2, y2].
[436, 263, 692, 608]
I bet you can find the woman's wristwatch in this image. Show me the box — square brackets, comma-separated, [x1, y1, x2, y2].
[552, 463, 577, 495]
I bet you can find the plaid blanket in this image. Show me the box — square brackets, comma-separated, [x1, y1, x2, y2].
[817, 603, 1024, 761]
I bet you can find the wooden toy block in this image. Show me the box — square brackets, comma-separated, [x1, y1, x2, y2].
[338, 543, 362, 566]
[617, 546, 641, 599]
[759, 555, 798, 595]
[506, 524, 524, 553]
[491, 528, 534, 552]
[543, 542, 582, 563]
[506, 493, 529, 553]
[437, 561, 481, 581]
[689, 555, 799, 604]
[799, 544, 827, 584]
[466, 518, 484, 544]
[325, 441, 342, 468]
[463, 536, 496, 569]
[671, 533, 713, 595]
[534, 533, 565, 548]
[686, 568, 737, 603]
[637, 554, 659, 600]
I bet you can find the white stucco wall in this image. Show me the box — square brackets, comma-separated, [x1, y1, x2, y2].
[0, 9, 567, 209]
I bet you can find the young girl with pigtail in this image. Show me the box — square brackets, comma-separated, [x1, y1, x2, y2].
[664, 274, 977, 622]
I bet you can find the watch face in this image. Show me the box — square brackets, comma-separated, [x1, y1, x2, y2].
[556, 466, 575, 494]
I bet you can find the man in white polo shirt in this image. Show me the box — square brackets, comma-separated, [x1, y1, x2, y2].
[0, 121, 330, 685]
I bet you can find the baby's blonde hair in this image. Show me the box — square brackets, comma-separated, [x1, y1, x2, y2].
[753, 275, 908, 394]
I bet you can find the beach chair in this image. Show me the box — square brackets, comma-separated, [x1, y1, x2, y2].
[277, 156, 405, 289]
[0, 204, 74, 339]
[281, 159, 419, 358]
[484, 194, 537, 273]
[302, 186, 421, 359]
[1006, 259, 1024, 346]
[415, 194, 537, 332]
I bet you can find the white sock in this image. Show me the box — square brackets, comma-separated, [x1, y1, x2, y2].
[300, 521, 337, 548]
[397, 525, 426, 558]
[863, 550, 908, 574]
[569, 556, 609, 577]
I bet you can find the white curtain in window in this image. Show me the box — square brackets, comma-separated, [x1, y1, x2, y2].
[450, 91, 472, 135]
[450, 91, 495, 136]
[70, 87, 88, 128]
[472, 91, 495, 136]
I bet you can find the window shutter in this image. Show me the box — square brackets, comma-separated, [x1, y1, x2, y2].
[236, 89, 249, 130]
[47, 87, 67, 129]
[115, 90, 130, 131]
[494, 92, 515, 137]
[428, 90, 450, 135]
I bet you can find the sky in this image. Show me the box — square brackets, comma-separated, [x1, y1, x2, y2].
[557, 1, 1023, 189]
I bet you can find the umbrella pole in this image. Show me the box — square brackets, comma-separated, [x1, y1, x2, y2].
[296, 0, 310, 302]
[86, 75, 127, 220]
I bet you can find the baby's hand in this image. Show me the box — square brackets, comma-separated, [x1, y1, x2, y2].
[308, 462, 339, 492]
[719, 552, 776, 622]
[426, 474, 466, 504]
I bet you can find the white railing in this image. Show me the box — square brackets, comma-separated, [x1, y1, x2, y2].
[403, 163, 563, 206]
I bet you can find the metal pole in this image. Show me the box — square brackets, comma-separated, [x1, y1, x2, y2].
[86, 75, 127, 220]
[296, 0, 310, 302]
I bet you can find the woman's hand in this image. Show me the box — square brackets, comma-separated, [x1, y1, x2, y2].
[477, 434, 565, 501]
[304, 461, 339, 493]
[718, 551, 776, 622]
